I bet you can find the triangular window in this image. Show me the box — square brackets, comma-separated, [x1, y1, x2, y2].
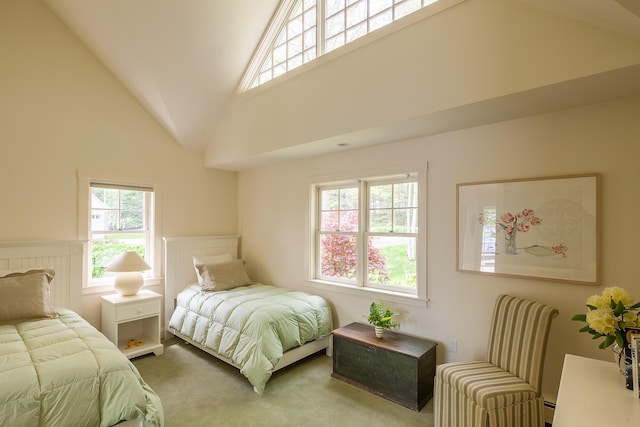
[240, 0, 441, 91]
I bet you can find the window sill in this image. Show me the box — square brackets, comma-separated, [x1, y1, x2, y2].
[307, 279, 428, 308]
[82, 277, 162, 296]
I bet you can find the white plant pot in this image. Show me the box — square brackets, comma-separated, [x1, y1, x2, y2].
[374, 326, 384, 338]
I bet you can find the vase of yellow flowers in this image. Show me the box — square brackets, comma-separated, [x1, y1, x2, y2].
[572, 286, 640, 389]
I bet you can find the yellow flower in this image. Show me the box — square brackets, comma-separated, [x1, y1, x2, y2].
[602, 286, 634, 307]
[586, 307, 618, 335]
[573, 286, 640, 349]
[623, 311, 639, 326]
[586, 294, 608, 309]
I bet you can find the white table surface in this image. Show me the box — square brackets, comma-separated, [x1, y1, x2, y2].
[553, 354, 640, 426]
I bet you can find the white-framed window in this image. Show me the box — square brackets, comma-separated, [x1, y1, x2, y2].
[312, 169, 426, 298]
[241, 0, 450, 91]
[78, 173, 161, 291]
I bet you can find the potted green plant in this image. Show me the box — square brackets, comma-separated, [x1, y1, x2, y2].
[365, 301, 400, 338]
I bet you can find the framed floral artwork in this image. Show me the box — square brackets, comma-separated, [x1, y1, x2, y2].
[457, 174, 600, 284]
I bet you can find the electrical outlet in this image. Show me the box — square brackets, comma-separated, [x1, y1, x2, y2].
[448, 339, 458, 353]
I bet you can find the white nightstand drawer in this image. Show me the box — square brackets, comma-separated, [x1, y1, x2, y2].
[117, 300, 159, 321]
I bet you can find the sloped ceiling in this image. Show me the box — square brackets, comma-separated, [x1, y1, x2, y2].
[43, 0, 279, 151]
[43, 0, 640, 160]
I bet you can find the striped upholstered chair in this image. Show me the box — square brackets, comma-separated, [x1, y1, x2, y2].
[434, 294, 558, 427]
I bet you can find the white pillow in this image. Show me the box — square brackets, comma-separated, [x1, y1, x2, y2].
[192, 253, 233, 285]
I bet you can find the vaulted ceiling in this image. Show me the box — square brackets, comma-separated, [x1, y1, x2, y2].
[42, 0, 640, 156]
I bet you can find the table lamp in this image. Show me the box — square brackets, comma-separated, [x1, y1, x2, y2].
[106, 251, 151, 296]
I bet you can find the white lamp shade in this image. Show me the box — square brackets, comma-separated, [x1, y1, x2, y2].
[106, 252, 151, 296]
[106, 251, 151, 273]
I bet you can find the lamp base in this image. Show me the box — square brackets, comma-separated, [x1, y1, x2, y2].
[113, 272, 144, 296]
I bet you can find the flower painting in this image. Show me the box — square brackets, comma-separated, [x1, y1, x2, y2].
[457, 174, 599, 284]
[494, 208, 568, 257]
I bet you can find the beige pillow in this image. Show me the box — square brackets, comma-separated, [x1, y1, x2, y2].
[193, 254, 233, 286]
[195, 260, 251, 291]
[0, 269, 56, 322]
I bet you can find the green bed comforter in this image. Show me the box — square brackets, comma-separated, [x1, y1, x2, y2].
[0, 309, 163, 427]
[169, 283, 333, 395]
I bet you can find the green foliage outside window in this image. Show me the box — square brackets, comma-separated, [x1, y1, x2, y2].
[92, 240, 145, 279]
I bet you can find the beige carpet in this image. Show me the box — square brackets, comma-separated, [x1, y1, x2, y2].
[132, 339, 435, 427]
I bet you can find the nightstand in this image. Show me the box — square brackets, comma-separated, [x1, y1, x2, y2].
[101, 290, 164, 359]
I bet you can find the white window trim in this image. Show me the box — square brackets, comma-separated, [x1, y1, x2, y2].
[77, 171, 162, 295]
[305, 162, 428, 307]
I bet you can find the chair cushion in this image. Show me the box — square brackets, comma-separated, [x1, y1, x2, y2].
[436, 360, 538, 410]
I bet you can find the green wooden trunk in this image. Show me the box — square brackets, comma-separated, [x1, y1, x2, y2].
[332, 322, 437, 411]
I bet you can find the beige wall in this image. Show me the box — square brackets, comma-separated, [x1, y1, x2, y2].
[237, 95, 640, 403]
[0, 1, 237, 325]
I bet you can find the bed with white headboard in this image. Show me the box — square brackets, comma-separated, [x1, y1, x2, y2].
[163, 235, 333, 395]
[0, 240, 164, 426]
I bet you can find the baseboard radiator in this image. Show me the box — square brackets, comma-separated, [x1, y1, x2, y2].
[544, 400, 555, 424]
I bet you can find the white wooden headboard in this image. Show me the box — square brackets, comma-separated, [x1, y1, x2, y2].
[0, 240, 86, 314]
[163, 236, 239, 335]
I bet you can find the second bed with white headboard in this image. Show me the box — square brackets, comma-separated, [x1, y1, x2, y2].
[163, 235, 333, 395]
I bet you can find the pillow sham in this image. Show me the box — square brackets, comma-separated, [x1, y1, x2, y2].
[193, 253, 233, 286]
[0, 269, 56, 322]
[195, 259, 251, 291]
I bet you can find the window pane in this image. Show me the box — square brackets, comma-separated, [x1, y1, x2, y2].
[340, 210, 359, 232]
[393, 208, 418, 233]
[370, 0, 392, 16]
[288, 15, 303, 38]
[259, 70, 272, 85]
[106, 210, 118, 230]
[92, 187, 118, 209]
[304, 48, 316, 62]
[370, 9, 392, 31]
[321, 211, 339, 231]
[370, 184, 392, 208]
[120, 210, 144, 231]
[273, 44, 287, 65]
[368, 236, 416, 289]
[326, 12, 345, 38]
[346, 1, 366, 27]
[120, 190, 143, 209]
[340, 187, 359, 209]
[326, 0, 346, 16]
[304, 28, 316, 50]
[289, 35, 303, 56]
[393, 182, 418, 207]
[304, 9, 316, 29]
[273, 63, 287, 78]
[395, 0, 421, 19]
[326, 34, 345, 52]
[288, 54, 303, 70]
[369, 209, 391, 232]
[346, 22, 367, 43]
[320, 234, 357, 280]
[321, 189, 339, 210]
